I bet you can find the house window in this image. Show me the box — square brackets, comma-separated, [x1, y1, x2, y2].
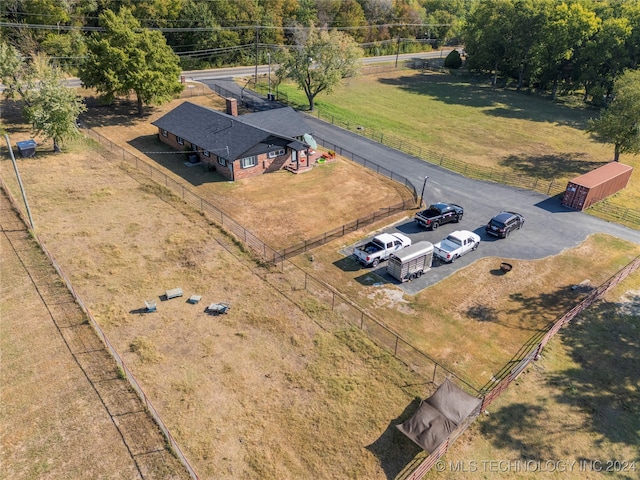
[268, 148, 286, 158]
[203, 150, 210, 157]
[241, 156, 257, 168]
[161, 129, 168, 137]
[176, 136, 184, 145]
[218, 157, 226, 166]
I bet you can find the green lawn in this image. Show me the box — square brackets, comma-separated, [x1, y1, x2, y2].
[274, 69, 639, 219]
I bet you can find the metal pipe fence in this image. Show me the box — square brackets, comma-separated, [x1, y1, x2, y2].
[247, 65, 640, 229]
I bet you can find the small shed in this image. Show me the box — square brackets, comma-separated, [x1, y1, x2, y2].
[561, 162, 633, 211]
[16, 140, 37, 158]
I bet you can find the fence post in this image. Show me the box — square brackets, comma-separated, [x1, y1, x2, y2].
[394, 336, 399, 356]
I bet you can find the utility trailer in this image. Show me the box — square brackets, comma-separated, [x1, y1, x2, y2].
[387, 241, 434, 282]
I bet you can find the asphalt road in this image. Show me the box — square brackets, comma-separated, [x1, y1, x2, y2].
[299, 114, 640, 293]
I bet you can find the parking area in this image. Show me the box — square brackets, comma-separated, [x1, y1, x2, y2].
[341, 208, 568, 294]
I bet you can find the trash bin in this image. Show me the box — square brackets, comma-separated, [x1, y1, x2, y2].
[16, 140, 37, 158]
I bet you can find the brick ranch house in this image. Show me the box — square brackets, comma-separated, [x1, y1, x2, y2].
[152, 99, 318, 181]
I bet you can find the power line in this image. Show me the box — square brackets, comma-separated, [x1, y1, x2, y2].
[0, 21, 452, 33]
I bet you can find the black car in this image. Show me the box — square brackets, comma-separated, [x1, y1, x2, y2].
[486, 211, 525, 238]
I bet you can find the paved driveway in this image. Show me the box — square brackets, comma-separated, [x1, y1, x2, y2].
[301, 114, 640, 292]
[203, 79, 639, 291]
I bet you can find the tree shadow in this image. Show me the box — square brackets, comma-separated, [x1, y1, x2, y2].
[366, 396, 424, 479]
[499, 153, 608, 181]
[80, 97, 158, 128]
[377, 73, 590, 127]
[507, 284, 593, 319]
[482, 295, 640, 460]
[551, 297, 640, 447]
[480, 403, 548, 460]
[466, 304, 498, 323]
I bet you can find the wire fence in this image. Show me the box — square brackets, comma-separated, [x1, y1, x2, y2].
[0, 177, 199, 480]
[83, 128, 418, 263]
[247, 62, 640, 229]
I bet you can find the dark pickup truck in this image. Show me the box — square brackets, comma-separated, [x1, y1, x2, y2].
[415, 202, 464, 230]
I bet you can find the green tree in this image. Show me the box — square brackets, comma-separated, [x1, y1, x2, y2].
[79, 7, 183, 116]
[588, 69, 640, 162]
[573, 16, 632, 105]
[1, 44, 85, 152]
[536, 1, 599, 99]
[276, 25, 363, 110]
[463, 0, 515, 86]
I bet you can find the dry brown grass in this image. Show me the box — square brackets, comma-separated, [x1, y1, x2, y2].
[74, 86, 412, 249]
[3, 86, 638, 479]
[426, 270, 640, 479]
[0, 191, 189, 480]
[293, 231, 640, 390]
[0, 146, 428, 479]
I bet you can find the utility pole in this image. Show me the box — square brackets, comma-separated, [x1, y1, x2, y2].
[268, 52, 271, 96]
[395, 37, 401, 68]
[254, 23, 259, 86]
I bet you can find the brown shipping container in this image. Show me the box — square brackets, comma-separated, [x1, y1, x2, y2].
[561, 162, 633, 211]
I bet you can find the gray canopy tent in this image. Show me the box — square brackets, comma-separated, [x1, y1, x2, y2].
[396, 378, 481, 453]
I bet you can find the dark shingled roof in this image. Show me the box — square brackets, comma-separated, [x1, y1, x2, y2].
[152, 102, 311, 160]
[241, 106, 310, 138]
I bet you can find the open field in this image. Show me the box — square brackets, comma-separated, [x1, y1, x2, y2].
[2, 77, 638, 479]
[2, 126, 639, 478]
[0, 190, 190, 480]
[275, 69, 640, 213]
[289, 228, 640, 391]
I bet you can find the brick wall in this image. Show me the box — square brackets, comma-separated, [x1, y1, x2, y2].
[157, 128, 303, 181]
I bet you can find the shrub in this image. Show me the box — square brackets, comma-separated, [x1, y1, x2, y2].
[444, 50, 462, 69]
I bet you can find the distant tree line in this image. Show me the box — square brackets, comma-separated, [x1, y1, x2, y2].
[463, 0, 640, 105]
[0, 0, 470, 70]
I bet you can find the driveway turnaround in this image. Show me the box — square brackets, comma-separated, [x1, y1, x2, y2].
[301, 114, 640, 291]
[202, 79, 639, 290]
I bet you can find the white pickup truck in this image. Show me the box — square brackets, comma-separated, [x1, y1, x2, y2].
[433, 230, 480, 263]
[353, 232, 412, 267]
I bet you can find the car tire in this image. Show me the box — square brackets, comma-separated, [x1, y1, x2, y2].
[505, 229, 510, 238]
[372, 258, 380, 267]
[416, 270, 423, 278]
[472, 242, 479, 251]
[431, 222, 439, 230]
[450, 254, 458, 263]
[456, 214, 463, 223]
